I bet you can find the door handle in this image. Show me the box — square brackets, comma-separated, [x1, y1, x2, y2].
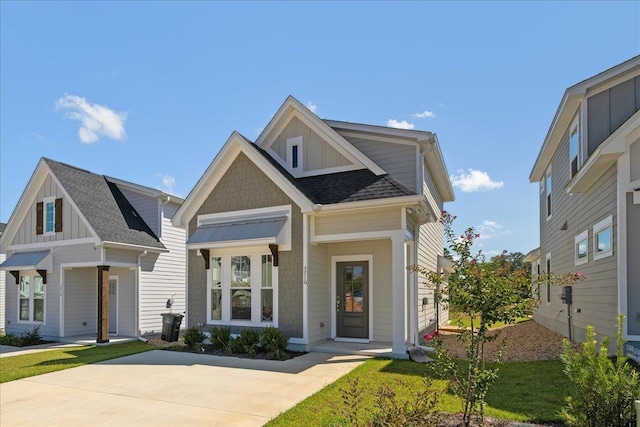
[336, 297, 340, 312]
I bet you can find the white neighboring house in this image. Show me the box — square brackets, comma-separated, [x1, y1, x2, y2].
[0, 223, 5, 333]
[0, 158, 186, 342]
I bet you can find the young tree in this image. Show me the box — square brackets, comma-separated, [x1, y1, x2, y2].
[412, 211, 534, 426]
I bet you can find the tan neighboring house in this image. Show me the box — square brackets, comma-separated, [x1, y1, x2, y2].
[528, 56, 640, 360]
[172, 96, 455, 357]
[0, 158, 186, 343]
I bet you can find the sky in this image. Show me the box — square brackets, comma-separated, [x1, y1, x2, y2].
[1, 1, 639, 257]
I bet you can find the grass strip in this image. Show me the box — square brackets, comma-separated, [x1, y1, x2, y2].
[0, 341, 153, 383]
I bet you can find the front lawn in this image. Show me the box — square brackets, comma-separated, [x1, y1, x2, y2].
[0, 341, 153, 383]
[266, 358, 571, 426]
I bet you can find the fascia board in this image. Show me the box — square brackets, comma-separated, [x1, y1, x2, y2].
[256, 96, 386, 176]
[311, 194, 427, 214]
[102, 241, 169, 253]
[421, 135, 455, 203]
[172, 132, 313, 227]
[325, 120, 434, 142]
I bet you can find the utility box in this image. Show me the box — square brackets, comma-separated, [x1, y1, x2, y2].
[560, 286, 572, 305]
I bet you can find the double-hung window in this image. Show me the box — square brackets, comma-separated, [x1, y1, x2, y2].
[19, 273, 45, 323]
[593, 215, 613, 260]
[43, 196, 56, 235]
[208, 249, 277, 326]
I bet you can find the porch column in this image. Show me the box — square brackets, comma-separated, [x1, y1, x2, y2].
[97, 265, 110, 343]
[391, 232, 407, 355]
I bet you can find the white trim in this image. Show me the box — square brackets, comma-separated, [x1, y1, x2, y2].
[286, 136, 303, 176]
[325, 120, 434, 142]
[311, 194, 429, 214]
[7, 237, 99, 252]
[545, 253, 552, 305]
[16, 270, 46, 325]
[330, 254, 374, 342]
[302, 213, 309, 344]
[569, 113, 580, 179]
[102, 241, 168, 253]
[545, 166, 553, 220]
[42, 196, 56, 236]
[108, 275, 119, 336]
[574, 230, 589, 266]
[312, 230, 397, 244]
[105, 176, 184, 204]
[593, 215, 613, 261]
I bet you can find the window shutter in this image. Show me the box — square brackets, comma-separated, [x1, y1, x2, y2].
[36, 202, 43, 235]
[55, 198, 63, 232]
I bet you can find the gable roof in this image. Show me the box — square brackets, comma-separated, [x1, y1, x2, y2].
[44, 159, 165, 250]
[530, 55, 640, 182]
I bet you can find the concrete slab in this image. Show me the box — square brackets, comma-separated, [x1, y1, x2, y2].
[0, 342, 83, 358]
[0, 350, 368, 426]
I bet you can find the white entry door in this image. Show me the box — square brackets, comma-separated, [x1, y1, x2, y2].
[109, 278, 118, 335]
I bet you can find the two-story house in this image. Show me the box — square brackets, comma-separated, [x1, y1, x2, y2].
[0, 158, 186, 343]
[528, 56, 640, 358]
[172, 96, 455, 358]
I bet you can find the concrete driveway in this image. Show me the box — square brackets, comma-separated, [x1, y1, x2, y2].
[0, 350, 368, 427]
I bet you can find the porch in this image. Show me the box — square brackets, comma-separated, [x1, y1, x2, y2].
[310, 340, 408, 359]
[58, 334, 138, 346]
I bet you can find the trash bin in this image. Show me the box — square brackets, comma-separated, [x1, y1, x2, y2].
[161, 313, 184, 342]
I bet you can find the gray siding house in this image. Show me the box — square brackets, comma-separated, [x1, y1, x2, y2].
[528, 56, 640, 359]
[172, 96, 455, 357]
[0, 158, 186, 342]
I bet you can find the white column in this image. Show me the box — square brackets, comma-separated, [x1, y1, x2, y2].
[391, 232, 407, 355]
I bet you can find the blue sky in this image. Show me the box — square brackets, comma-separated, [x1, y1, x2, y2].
[1, 1, 639, 256]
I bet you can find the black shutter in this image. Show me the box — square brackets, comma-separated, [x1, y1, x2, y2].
[55, 198, 63, 232]
[36, 202, 43, 235]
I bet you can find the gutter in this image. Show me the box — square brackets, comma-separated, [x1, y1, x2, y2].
[308, 194, 428, 214]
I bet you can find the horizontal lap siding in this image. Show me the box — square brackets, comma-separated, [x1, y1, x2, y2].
[0, 255, 5, 332]
[110, 267, 136, 337]
[139, 203, 186, 335]
[64, 268, 97, 336]
[536, 127, 618, 343]
[314, 208, 400, 236]
[346, 136, 417, 193]
[307, 242, 329, 344]
[105, 248, 138, 264]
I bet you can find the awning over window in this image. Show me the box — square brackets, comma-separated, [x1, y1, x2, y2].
[187, 217, 287, 248]
[0, 250, 52, 271]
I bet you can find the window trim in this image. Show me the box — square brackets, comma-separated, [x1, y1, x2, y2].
[569, 114, 580, 179]
[286, 136, 303, 176]
[574, 230, 588, 266]
[593, 215, 613, 260]
[43, 196, 56, 236]
[206, 246, 278, 327]
[545, 253, 551, 304]
[17, 271, 46, 324]
[545, 166, 552, 220]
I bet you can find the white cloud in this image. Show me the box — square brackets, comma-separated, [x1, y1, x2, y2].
[386, 119, 415, 130]
[450, 169, 504, 192]
[476, 220, 512, 240]
[156, 173, 176, 194]
[56, 94, 127, 144]
[413, 110, 435, 118]
[306, 101, 317, 113]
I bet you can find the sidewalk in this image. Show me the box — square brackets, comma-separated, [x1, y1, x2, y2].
[0, 342, 83, 358]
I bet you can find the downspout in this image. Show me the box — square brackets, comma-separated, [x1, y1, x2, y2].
[136, 251, 148, 343]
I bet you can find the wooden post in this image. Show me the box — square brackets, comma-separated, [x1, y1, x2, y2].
[97, 266, 110, 343]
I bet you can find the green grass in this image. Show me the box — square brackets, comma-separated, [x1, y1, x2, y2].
[0, 341, 153, 383]
[448, 313, 531, 329]
[266, 358, 571, 426]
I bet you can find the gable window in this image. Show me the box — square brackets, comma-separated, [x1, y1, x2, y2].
[207, 249, 277, 326]
[286, 136, 303, 174]
[545, 253, 551, 304]
[36, 197, 62, 235]
[19, 273, 45, 323]
[569, 115, 580, 178]
[545, 167, 552, 219]
[574, 230, 588, 266]
[593, 215, 613, 260]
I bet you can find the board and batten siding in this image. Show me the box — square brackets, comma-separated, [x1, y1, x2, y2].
[119, 187, 160, 237]
[139, 202, 186, 335]
[325, 239, 392, 342]
[270, 116, 351, 172]
[313, 208, 401, 236]
[187, 153, 303, 338]
[345, 136, 418, 193]
[307, 241, 329, 344]
[536, 126, 618, 343]
[12, 174, 92, 246]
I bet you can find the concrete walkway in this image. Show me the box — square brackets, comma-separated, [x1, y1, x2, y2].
[0, 342, 83, 358]
[0, 349, 368, 426]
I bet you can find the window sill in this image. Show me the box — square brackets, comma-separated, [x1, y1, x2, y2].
[206, 320, 276, 328]
[593, 251, 613, 261]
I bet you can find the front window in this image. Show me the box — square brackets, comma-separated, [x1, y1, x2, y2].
[575, 230, 588, 266]
[208, 250, 277, 325]
[19, 274, 45, 322]
[593, 215, 613, 260]
[545, 254, 551, 304]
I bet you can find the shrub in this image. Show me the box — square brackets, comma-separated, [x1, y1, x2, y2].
[20, 325, 42, 346]
[560, 314, 640, 427]
[183, 326, 206, 350]
[230, 329, 261, 356]
[0, 333, 21, 346]
[208, 326, 232, 352]
[260, 326, 289, 360]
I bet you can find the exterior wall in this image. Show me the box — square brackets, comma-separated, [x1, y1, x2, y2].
[423, 159, 444, 211]
[63, 268, 97, 336]
[5, 243, 100, 339]
[12, 174, 92, 246]
[110, 267, 136, 337]
[139, 202, 186, 335]
[307, 242, 329, 344]
[270, 116, 351, 172]
[345, 136, 417, 192]
[187, 153, 303, 338]
[119, 188, 160, 236]
[314, 208, 401, 236]
[535, 127, 618, 342]
[627, 192, 640, 335]
[105, 248, 139, 265]
[325, 239, 392, 342]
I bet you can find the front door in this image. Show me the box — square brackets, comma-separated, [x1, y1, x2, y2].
[336, 261, 369, 339]
[109, 279, 117, 335]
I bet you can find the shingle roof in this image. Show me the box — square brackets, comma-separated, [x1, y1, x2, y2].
[243, 138, 415, 205]
[44, 159, 165, 250]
